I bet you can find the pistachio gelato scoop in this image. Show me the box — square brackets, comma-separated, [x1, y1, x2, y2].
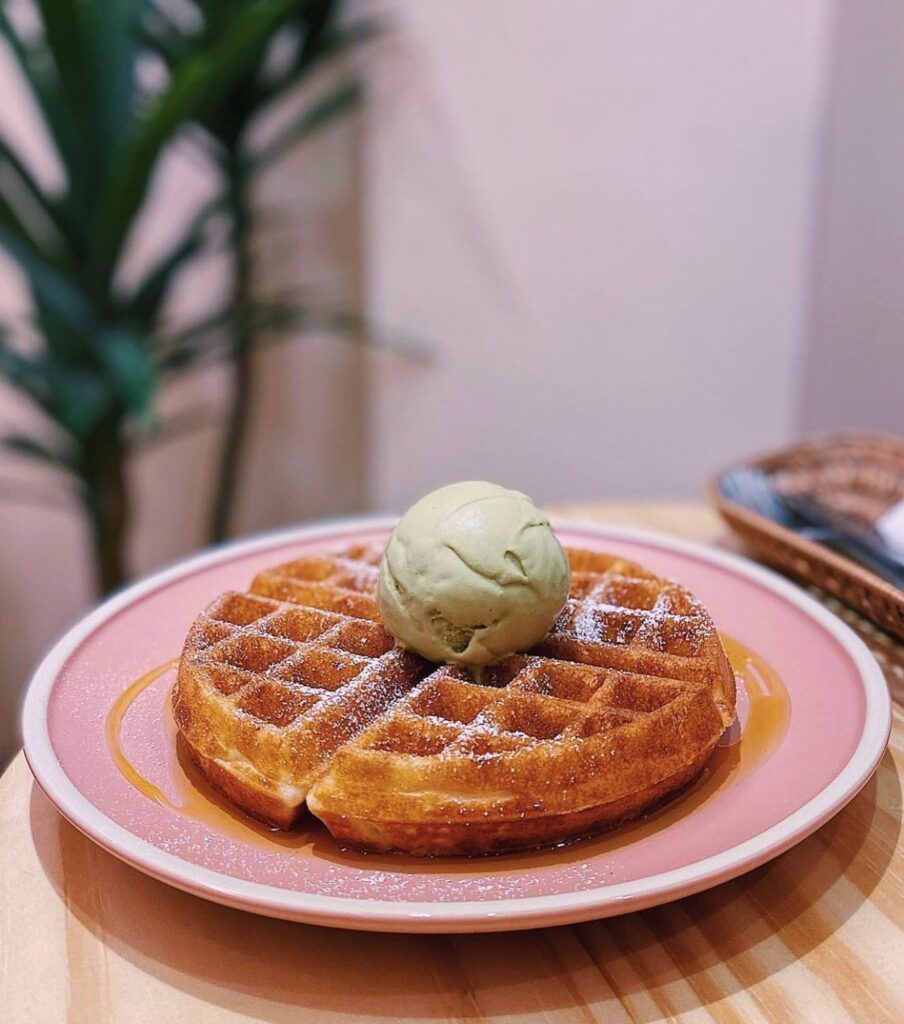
[377, 481, 570, 666]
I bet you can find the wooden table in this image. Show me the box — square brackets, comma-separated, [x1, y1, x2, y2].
[3, 503, 902, 1024]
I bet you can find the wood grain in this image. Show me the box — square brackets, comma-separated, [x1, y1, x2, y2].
[3, 503, 902, 1024]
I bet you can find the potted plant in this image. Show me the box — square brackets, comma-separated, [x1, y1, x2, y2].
[0, 0, 368, 593]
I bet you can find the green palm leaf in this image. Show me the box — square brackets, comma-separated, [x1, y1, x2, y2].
[0, 219, 94, 333]
[96, 0, 304, 278]
[0, 336, 52, 414]
[0, 0, 368, 589]
[0, 136, 77, 250]
[251, 78, 362, 169]
[1, 433, 76, 472]
[0, 8, 89, 218]
[125, 195, 226, 321]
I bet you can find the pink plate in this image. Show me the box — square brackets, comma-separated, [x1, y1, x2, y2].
[22, 518, 891, 933]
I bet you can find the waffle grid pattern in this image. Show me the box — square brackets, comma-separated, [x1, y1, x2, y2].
[186, 590, 406, 731]
[176, 541, 735, 849]
[251, 543, 382, 621]
[252, 544, 722, 694]
[356, 659, 687, 762]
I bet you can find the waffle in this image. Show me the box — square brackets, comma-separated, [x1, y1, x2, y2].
[250, 542, 381, 621]
[172, 589, 424, 828]
[174, 543, 736, 852]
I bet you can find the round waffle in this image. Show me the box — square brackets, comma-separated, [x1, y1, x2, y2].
[174, 544, 736, 853]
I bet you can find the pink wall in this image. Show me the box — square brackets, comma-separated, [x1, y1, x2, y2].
[362, 0, 833, 508]
[802, 1, 904, 434]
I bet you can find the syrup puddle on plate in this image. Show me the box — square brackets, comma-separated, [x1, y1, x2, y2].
[105, 633, 790, 868]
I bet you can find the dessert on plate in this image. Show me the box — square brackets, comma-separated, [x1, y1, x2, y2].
[173, 482, 736, 855]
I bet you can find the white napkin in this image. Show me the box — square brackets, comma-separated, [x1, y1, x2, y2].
[876, 498, 904, 561]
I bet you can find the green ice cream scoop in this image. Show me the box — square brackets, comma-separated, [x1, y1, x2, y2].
[377, 481, 570, 666]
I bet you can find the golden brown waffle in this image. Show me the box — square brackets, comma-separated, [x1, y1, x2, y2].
[539, 550, 736, 701]
[174, 544, 736, 852]
[172, 589, 424, 828]
[250, 542, 381, 621]
[307, 548, 736, 854]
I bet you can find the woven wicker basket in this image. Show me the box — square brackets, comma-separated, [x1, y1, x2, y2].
[710, 433, 904, 641]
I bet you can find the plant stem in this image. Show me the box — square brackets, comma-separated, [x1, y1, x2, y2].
[209, 155, 254, 543]
[82, 420, 130, 595]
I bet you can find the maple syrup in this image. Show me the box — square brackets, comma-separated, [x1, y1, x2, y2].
[106, 633, 790, 861]
[105, 660, 180, 811]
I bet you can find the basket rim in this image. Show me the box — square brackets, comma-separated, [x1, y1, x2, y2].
[708, 433, 904, 637]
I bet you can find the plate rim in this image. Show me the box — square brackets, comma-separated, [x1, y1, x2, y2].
[21, 515, 893, 933]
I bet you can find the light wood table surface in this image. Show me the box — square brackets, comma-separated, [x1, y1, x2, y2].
[3, 502, 902, 1023]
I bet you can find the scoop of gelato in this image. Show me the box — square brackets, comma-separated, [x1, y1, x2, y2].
[377, 481, 570, 666]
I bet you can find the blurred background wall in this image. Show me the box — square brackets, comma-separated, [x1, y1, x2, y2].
[365, 0, 832, 508]
[801, 0, 904, 436]
[1, 0, 902, 759]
